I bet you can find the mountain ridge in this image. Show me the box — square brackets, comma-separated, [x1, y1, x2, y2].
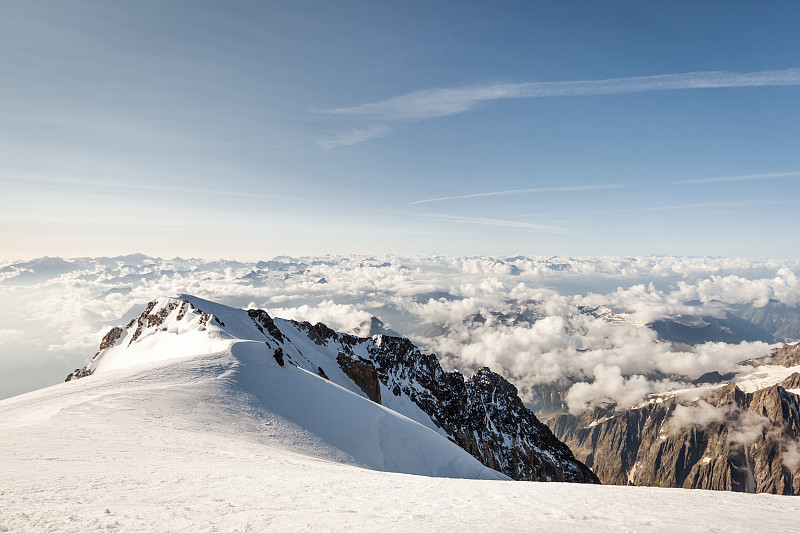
[65, 294, 596, 483]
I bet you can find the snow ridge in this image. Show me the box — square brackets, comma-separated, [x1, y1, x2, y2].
[65, 295, 595, 483]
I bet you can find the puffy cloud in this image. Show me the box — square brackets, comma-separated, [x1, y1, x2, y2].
[669, 400, 727, 430]
[726, 411, 770, 446]
[667, 399, 770, 447]
[566, 365, 661, 413]
[653, 341, 771, 379]
[0, 329, 24, 345]
[675, 268, 800, 308]
[782, 440, 800, 470]
[268, 301, 376, 335]
[1, 253, 798, 405]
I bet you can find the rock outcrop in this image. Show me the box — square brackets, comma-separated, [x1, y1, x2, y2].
[548, 378, 800, 494]
[337, 353, 382, 404]
[337, 335, 598, 483]
[745, 342, 800, 367]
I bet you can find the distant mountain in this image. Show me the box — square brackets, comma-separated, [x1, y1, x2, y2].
[730, 300, 800, 342]
[650, 314, 776, 345]
[66, 295, 596, 483]
[547, 344, 800, 494]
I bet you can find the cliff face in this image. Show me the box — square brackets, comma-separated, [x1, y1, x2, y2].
[67, 297, 597, 484]
[350, 335, 598, 483]
[548, 374, 800, 494]
[746, 342, 800, 367]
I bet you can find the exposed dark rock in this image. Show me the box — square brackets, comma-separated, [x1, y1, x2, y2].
[301, 322, 337, 346]
[730, 301, 800, 343]
[527, 381, 570, 414]
[694, 371, 737, 385]
[247, 309, 284, 342]
[273, 347, 285, 367]
[339, 335, 598, 484]
[65, 368, 93, 382]
[650, 314, 775, 345]
[779, 373, 800, 390]
[317, 367, 329, 380]
[128, 301, 157, 345]
[548, 378, 800, 494]
[69, 299, 213, 381]
[745, 342, 800, 368]
[336, 353, 381, 404]
[99, 327, 124, 350]
[69, 297, 597, 485]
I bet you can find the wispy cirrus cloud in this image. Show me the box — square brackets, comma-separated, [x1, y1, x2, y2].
[326, 68, 800, 121]
[674, 171, 800, 185]
[410, 183, 622, 205]
[419, 213, 573, 233]
[514, 199, 797, 218]
[318, 125, 391, 149]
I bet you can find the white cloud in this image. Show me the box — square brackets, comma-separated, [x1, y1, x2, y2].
[318, 125, 391, 148]
[2, 253, 798, 404]
[675, 171, 800, 185]
[727, 411, 770, 446]
[419, 213, 572, 233]
[667, 400, 770, 447]
[669, 400, 727, 431]
[0, 329, 24, 345]
[566, 365, 669, 413]
[267, 300, 375, 335]
[325, 68, 800, 121]
[782, 439, 800, 469]
[410, 184, 622, 205]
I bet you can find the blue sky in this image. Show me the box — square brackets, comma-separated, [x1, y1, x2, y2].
[1, 0, 799, 260]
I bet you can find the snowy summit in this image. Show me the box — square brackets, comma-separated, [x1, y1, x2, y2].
[0, 295, 797, 531]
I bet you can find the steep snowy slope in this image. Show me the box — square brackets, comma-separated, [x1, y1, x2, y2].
[57, 296, 503, 480]
[2, 362, 797, 532]
[64, 295, 595, 483]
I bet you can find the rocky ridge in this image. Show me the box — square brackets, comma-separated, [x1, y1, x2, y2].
[548, 368, 800, 494]
[66, 297, 597, 484]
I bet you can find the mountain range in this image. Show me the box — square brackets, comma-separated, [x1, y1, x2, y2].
[548, 343, 800, 494]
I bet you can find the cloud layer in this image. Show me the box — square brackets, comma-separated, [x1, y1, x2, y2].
[1, 254, 797, 408]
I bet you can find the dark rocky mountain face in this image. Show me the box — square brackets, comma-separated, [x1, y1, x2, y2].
[650, 314, 775, 345]
[349, 335, 598, 483]
[547, 371, 800, 494]
[526, 381, 571, 414]
[67, 298, 597, 485]
[744, 342, 800, 367]
[730, 301, 800, 343]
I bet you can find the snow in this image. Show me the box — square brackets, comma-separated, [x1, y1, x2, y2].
[2, 295, 799, 531]
[734, 363, 800, 393]
[1, 361, 797, 532]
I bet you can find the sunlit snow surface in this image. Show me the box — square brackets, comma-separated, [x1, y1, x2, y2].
[2, 359, 797, 533]
[2, 301, 799, 533]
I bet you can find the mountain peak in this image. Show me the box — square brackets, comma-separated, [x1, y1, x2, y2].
[63, 295, 596, 483]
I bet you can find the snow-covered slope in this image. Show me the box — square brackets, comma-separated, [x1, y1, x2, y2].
[2, 363, 796, 532]
[64, 295, 595, 483]
[57, 296, 503, 480]
[2, 296, 798, 531]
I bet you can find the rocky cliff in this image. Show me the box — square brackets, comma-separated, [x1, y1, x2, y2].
[292, 319, 597, 483]
[548, 373, 800, 494]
